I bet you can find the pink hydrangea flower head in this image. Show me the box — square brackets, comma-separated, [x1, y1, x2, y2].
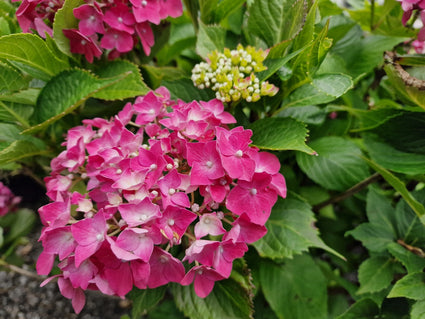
[0, 182, 21, 216]
[36, 87, 286, 312]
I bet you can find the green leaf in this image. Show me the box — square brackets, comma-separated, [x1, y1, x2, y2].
[0, 123, 22, 142]
[92, 60, 150, 100]
[199, 0, 246, 24]
[347, 187, 397, 253]
[388, 272, 425, 300]
[249, 117, 315, 154]
[128, 286, 166, 319]
[196, 22, 226, 59]
[364, 135, 425, 175]
[142, 65, 186, 89]
[285, 21, 333, 93]
[345, 107, 404, 132]
[371, 112, 425, 154]
[52, 0, 85, 56]
[162, 78, 215, 102]
[0, 33, 69, 81]
[357, 256, 396, 294]
[253, 195, 343, 260]
[336, 299, 379, 319]
[278, 105, 327, 125]
[331, 29, 405, 80]
[0, 139, 48, 165]
[296, 136, 369, 191]
[2, 209, 36, 244]
[213, 0, 246, 24]
[394, 189, 425, 247]
[397, 55, 425, 67]
[257, 47, 307, 82]
[247, 0, 308, 47]
[172, 276, 254, 319]
[0, 100, 32, 128]
[0, 88, 39, 105]
[23, 69, 131, 134]
[0, 62, 29, 94]
[363, 157, 425, 221]
[387, 242, 425, 274]
[283, 73, 353, 108]
[199, 0, 219, 24]
[260, 254, 327, 319]
[147, 299, 186, 319]
[411, 300, 425, 319]
[348, 0, 415, 37]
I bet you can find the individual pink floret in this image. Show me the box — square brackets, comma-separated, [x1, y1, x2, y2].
[181, 265, 225, 298]
[71, 212, 108, 267]
[73, 3, 105, 36]
[62, 29, 102, 63]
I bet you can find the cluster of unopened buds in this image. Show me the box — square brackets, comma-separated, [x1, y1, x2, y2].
[0, 182, 21, 217]
[397, 0, 425, 53]
[13, 0, 182, 62]
[36, 87, 287, 313]
[192, 44, 279, 103]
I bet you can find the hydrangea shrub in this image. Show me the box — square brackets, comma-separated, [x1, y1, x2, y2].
[2, 0, 425, 318]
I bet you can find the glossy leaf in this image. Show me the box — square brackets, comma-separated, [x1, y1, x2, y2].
[347, 187, 397, 253]
[260, 254, 327, 319]
[249, 117, 315, 154]
[92, 60, 150, 100]
[411, 300, 425, 319]
[196, 22, 226, 59]
[357, 256, 396, 294]
[283, 73, 353, 108]
[296, 136, 369, 191]
[253, 195, 343, 260]
[247, 0, 308, 47]
[388, 272, 425, 300]
[129, 286, 166, 318]
[162, 78, 215, 102]
[364, 135, 425, 175]
[387, 242, 425, 274]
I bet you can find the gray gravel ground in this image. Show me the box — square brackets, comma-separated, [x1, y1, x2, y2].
[0, 228, 131, 319]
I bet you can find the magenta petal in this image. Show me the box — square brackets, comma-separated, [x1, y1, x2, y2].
[74, 242, 101, 267]
[72, 288, 86, 314]
[36, 251, 54, 275]
[104, 263, 133, 297]
[193, 272, 217, 298]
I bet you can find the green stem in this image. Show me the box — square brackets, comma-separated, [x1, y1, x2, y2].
[0, 258, 43, 280]
[370, 0, 375, 31]
[313, 173, 381, 212]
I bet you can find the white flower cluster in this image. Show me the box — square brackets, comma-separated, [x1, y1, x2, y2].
[191, 45, 278, 103]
